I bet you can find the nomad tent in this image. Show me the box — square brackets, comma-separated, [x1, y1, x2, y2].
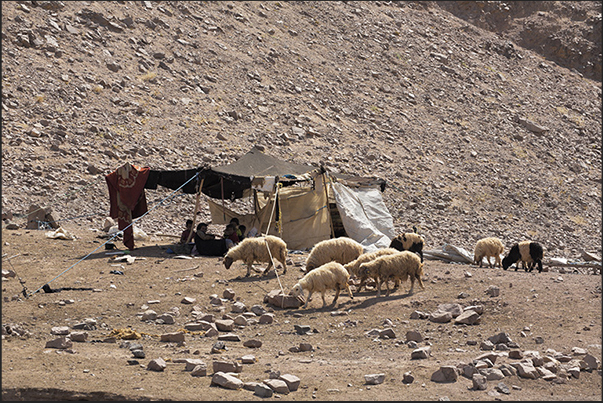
[110, 147, 396, 251]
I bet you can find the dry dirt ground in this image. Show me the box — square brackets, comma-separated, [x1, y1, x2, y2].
[1, 1, 602, 401]
[2, 1, 602, 258]
[2, 225, 601, 401]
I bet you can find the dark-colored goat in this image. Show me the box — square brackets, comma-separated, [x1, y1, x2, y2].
[389, 226, 424, 263]
[502, 240, 544, 273]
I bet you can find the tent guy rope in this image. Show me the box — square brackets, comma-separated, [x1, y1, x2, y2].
[263, 182, 286, 304]
[25, 172, 201, 298]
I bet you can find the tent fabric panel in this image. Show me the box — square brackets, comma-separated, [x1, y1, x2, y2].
[201, 172, 251, 200]
[208, 198, 239, 225]
[210, 146, 321, 179]
[208, 199, 262, 232]
[145, 168, 204, 194]
[208, 186, 331, 251]
[143, 148, 333, 201]
[331, 182, 394, 252]
[352, 187, 397, 239]
[199, 157, 321, 201]
[273, 186, 331, 251]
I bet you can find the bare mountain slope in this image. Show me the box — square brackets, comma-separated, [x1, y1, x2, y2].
[2, 1, 601, 258]
[1, 2, 602, 402]
[435, 1, 602, 81]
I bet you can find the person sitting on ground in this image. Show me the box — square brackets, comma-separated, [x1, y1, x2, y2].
[229, 217, 244, 240]
[193, 222, 227, 257]
[196, 222, 216, 240]
[238, 225, 246, 242]
[223, 222, 239, 249]
[179, 219, 194, 244]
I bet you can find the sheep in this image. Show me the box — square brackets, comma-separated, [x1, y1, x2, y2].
[473, 237, 505, 268]
[343, 247, 401, 293]
[289, 261, 354, 309]
[304, 237, 364, 272]
[389, 227, 425, 262]
[223, 235, 288, 277]
[502, 240, 544, 273]
[358, 251, 424, 297]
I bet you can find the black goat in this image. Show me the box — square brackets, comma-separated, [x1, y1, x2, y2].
[502, 241, 544, 273]
[389, 226, 424, 263]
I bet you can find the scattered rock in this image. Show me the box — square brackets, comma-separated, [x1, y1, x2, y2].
[263, 378, 289, 394]
[364, 373, 385, 385]
[411, 346, 431, 360]
[243, 339, 262, 348]
[211, 371, 243, 390]
[147, 358, 167, 372]
[472, 373, 487, 390]
[279, 374, 300, 392]
[431, 366, 459, 383]
[254, 382, 273, 397]
[44, 337, 72, 349]
[160, 332, 185, 342]
[212, 360, 242, 374]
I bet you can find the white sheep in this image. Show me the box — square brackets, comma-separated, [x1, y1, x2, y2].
[223, 235, 288, 277]
[343, 247, 401, 293]
[389, 230, 425, 262]
[358, 251, 424, 297]
[289, 261, 354, 308]
[473, 237, 505, 268]
[305, 237, 364, 272]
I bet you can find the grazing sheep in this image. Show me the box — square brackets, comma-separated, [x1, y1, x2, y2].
[502, 240, 544, 273]
[223, 235, 288, 277]
[389, 227, 425, 262]
[343, 247, 401, 293]
[305, 237, 364, 272]
[358, 251, 424, 297]
[473, 237, 505, 268]
[289, 261, 354, 308]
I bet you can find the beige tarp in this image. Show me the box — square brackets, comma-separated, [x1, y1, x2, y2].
[208, 182, 331, 251]
[271, 185, 331, 250]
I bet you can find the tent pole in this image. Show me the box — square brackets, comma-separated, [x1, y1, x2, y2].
[220, 177, 226, 222]
[265, 181, 280, 237]
[276, 183, 283, 239]
[253, 188, 269, 236]
[255, 189, 265, 236]
[322, 172, 335, 239]
[253, 188, 262, 232]
[187, 177, 204, 243]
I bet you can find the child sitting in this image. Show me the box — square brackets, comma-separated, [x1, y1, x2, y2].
[196, 222, 216, 240]
[193, 222, 227, 256]
[238, 225, 246, 241]
[179, 219, 193, 244]
[223, 223, 239, 249]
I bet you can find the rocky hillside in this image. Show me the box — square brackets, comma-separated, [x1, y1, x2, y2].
[436, 1, 602, 81]
[2, 1, 601, 260]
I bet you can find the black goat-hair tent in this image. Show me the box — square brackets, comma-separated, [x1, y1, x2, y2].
[142, 146, 393, 251]
[145, 146, 386, 198]
[145, 146, 330, 197]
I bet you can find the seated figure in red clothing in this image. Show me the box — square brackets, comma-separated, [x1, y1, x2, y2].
[222, 223, 239, 249]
